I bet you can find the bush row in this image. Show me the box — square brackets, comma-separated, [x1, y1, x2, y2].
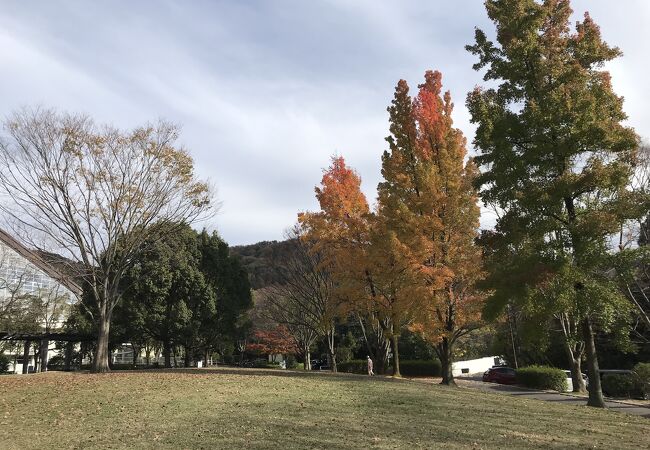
[515, 365, 567, 392]
[514, 363, 650, 398]
[400, 359, 442, 377]
[337, 359, 441, 377]
[337, 359, 366, 374]
[602, 374, 641, 398]
[633, 362, 650, 399]
[602, 364, 650, 399]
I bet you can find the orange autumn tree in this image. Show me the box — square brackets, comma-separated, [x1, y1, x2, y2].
[300, 156, 370, 265]
[301, 156, 415, 376]
[247, 325, 298, 357]
[299, 156, 371, 372]
[378, 70, 483, 385]
[363, 214, 422, 377]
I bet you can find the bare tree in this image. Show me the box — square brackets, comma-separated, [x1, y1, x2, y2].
[260, 286, 319, 370]
[0, 108, 213, 372]
[263, 226, 340, 371]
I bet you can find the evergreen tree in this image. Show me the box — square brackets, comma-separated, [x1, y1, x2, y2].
[119, 224, 215, 367]
[467, 0, 638, 406]
[198, 230, 253, 356]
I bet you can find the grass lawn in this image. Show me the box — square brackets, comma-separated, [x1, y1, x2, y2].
[0, 368, 647, 449]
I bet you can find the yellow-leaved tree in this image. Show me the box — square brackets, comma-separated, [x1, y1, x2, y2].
[378, 71, 484, 385]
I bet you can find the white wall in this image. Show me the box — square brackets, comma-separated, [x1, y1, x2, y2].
[452, 356, 502, 377]
[7, 341, 61, 374]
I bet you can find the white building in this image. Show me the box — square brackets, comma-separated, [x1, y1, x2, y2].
[0, 228, 81, 374]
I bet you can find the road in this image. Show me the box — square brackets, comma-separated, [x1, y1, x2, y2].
[454, 378, 650, 418]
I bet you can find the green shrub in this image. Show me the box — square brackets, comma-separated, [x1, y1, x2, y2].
[47, 355, 65, 370]
[286, 354, 298, 369]
[0, 353, 10, 373]
[249, 359, 283, 369]
[633, 363, 650, 399]
[337, 359, 442, 376]
[602, 374, 638, 398]
[338, 359, 366, 374]
[516, 365, 568, 391]
[337, 347, 354, 363]
[399, 360, 441, 377]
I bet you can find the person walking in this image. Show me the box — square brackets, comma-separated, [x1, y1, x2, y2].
[367, 355, 374, 376]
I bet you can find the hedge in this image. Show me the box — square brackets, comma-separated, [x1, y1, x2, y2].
[516, 365, 567, 392]
[602, 374, 641, 398]
[633, 362, 650, 399]
[337, 359, 441, 377]
[337, 359, 366, 374]
[400, 360, 441, 377]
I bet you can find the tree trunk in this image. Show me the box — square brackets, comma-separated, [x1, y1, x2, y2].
[184, 346, 191, 367]
[22, 340, 30, 374]
[92, 313, 112, 373]
[507, 306, 519, 369]
[378, 340, 390, 375]
[582, 317, 605, 407]
[303, 349, 311, 370]
[39, 339, 49, 372]
[173, 348, 178, 367]
[326, 329, 337, 373]
[64, 341, 74, 371]
[163, 340, 172, 368]
[438, 338, 456, 386]
[568, 356, 586, 393]
[328, 349, 337, 372]
[374, 319, 392, 375]
[558, 313, 586, 392]
[33, 342, 40, 372]
[391, 334, 401, 377]
[563, 336, 586, 393]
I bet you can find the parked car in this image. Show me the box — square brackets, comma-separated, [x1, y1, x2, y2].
[563, 370, 589, 391]
[482, 366, 517, 385]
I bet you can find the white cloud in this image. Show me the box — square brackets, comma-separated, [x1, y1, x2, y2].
[0, 1, 647, 244]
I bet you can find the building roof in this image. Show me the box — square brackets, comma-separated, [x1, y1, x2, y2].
[0, 228, 83, 297]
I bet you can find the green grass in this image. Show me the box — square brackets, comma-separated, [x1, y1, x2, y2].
[0, 367, 647, 449]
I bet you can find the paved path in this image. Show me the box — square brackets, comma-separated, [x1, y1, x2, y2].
[454, 378, 650, 418]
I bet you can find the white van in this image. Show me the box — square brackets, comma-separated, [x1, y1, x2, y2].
[563, 370, 589, 391]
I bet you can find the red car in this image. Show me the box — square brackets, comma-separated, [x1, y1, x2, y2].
[482, 366, 517, 385]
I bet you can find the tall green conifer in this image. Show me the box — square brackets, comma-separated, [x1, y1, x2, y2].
[467, 0, 638, 407]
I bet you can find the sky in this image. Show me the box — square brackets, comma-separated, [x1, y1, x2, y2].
[1, 1, 649, 245]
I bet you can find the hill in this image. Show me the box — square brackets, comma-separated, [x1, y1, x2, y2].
[230, 239, 295, 290]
